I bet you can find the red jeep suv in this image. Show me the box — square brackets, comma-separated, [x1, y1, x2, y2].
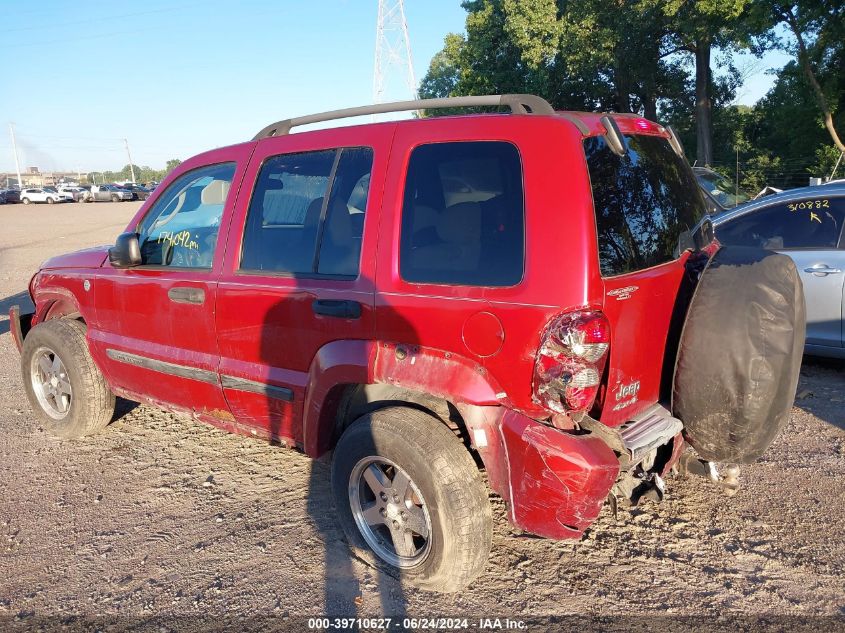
[10, 95, 804, 592]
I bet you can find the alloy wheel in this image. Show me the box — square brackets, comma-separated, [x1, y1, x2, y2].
[30, 346, 72, 420]
[348, 456, 432, 568]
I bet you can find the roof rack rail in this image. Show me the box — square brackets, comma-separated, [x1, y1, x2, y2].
[252, 93, 556, 140]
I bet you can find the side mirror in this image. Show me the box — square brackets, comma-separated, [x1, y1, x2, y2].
[108, 232, 141, 268]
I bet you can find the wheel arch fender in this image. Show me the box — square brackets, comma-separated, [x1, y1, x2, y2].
[301, 340, 506, 458]
[34, 286, 87, 325]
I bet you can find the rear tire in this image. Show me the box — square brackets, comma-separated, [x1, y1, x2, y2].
[331, 407, 492, 592]
[21, 319, 116, 439]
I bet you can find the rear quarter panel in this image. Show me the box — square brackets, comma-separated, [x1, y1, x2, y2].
[375, 115, 603, 416]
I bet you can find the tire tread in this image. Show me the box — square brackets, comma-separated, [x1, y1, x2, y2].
[333, 406, 492, 592]
[22, 319, 115, 438]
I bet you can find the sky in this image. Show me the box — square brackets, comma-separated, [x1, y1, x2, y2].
[0, 0, 793, 174]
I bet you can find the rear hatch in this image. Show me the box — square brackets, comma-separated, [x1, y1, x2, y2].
[583, 123, 709, 427]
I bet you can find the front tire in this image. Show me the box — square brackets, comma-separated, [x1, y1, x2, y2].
[22, 197, 30, 204]
[21, 319, 116, 438]
[331, 407, 492, 592]
[46, 197, 54, 204]
[111, 195, 119, 202]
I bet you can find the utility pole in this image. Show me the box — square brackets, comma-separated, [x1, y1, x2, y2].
[9, 123, 23, 189]
[830, 151, 844, 182]
[123, 138, 136, 183]
[373, 0, 417, 117]
[735, 147, 739, 206]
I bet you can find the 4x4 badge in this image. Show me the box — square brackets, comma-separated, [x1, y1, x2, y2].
[608, 286, 639, 300]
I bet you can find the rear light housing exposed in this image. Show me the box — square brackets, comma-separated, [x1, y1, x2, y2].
[532, 310, 610, 416]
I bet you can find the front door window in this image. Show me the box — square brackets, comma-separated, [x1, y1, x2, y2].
[136, 162, 236, 268]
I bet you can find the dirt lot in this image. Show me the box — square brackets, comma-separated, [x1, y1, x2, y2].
[0, 202, 843, 631]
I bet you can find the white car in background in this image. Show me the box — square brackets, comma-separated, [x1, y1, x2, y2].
[19, 188, 73, 204]
[56, 186, 85, 201]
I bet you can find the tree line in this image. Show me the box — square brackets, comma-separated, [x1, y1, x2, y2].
[419, 0, 844, 191]
[86, 159, 182, 185]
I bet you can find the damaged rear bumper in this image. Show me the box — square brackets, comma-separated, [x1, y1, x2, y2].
[9, 305, 33, 353]
[467, 407, 620, 540]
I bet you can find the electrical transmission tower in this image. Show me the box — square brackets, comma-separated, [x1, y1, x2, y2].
[373, 0, 417, 107]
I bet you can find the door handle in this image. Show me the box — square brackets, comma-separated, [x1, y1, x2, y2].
[167, 287, 206, 304]
[803, 265, 843, 275]
[312, 299, 362, 319]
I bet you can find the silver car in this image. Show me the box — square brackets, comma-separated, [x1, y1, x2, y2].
[713, 183, 845, 359]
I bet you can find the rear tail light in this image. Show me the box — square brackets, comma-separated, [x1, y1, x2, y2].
[533, 310, 611, 415]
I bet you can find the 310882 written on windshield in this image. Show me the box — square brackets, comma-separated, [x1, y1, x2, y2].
[788, 199, 830, 212]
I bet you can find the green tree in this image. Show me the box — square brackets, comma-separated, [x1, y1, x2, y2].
[419, 0, 686, 117]
[769, 1, 844, 152]
[118, 164, 143, 181]
[419, 33, 463, 102]
[655, 0, 766, 165]
[165, 158, 182, 173]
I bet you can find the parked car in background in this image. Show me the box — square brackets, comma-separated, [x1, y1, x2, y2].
[693, 166, 753, 214]
[19, 187, 73, 204]
[57, 186, 85, 202]
[714, 182, 845, 359]
[120, 183, 152, 201]
[81, 184, 133, 202]
[3, 188, 21, 203]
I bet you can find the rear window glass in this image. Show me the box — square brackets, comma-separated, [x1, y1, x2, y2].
[585, 135, 707, 277]
[400, 141, 524, 286]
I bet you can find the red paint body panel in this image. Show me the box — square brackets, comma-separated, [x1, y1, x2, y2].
[214, 125, 393, 444]
[599, 257, 689, 426]
[302, 339, 377, 456]
[40, 246, 110, 271]
[499, 410, 619, 539]
[87, 142, 256, 417]
[375, 116, 604, 418]
[372, 342, 504, 405]
[460, 405, 618, 539]
[19, 110, 707, 542]
[8, 305, 30, 352]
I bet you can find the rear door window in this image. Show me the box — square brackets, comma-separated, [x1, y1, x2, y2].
[585, 135, 708, 277]
[240, 147, 373, 276]
[399, 141, 524, 286]
[716, 196, 845, 250]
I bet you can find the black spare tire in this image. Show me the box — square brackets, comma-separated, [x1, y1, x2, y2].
[672, 246, 805, 463]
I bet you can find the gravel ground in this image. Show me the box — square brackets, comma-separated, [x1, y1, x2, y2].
[0, 202, 843, 631]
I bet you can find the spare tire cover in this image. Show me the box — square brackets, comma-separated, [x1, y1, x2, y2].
[672, 245, 805, 463]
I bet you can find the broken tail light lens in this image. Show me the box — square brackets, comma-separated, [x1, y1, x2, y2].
[533, 310, 610, 414]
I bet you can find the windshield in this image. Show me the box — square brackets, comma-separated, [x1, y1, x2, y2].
[585, 134, 708, 277]
[695, 169, 750, 209]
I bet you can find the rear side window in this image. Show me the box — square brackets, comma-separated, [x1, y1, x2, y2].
[585, 135, 707, 277]
[240, 147, 373, 276]
[717, 196, 845, 250]
[400, 141, 524, 286]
